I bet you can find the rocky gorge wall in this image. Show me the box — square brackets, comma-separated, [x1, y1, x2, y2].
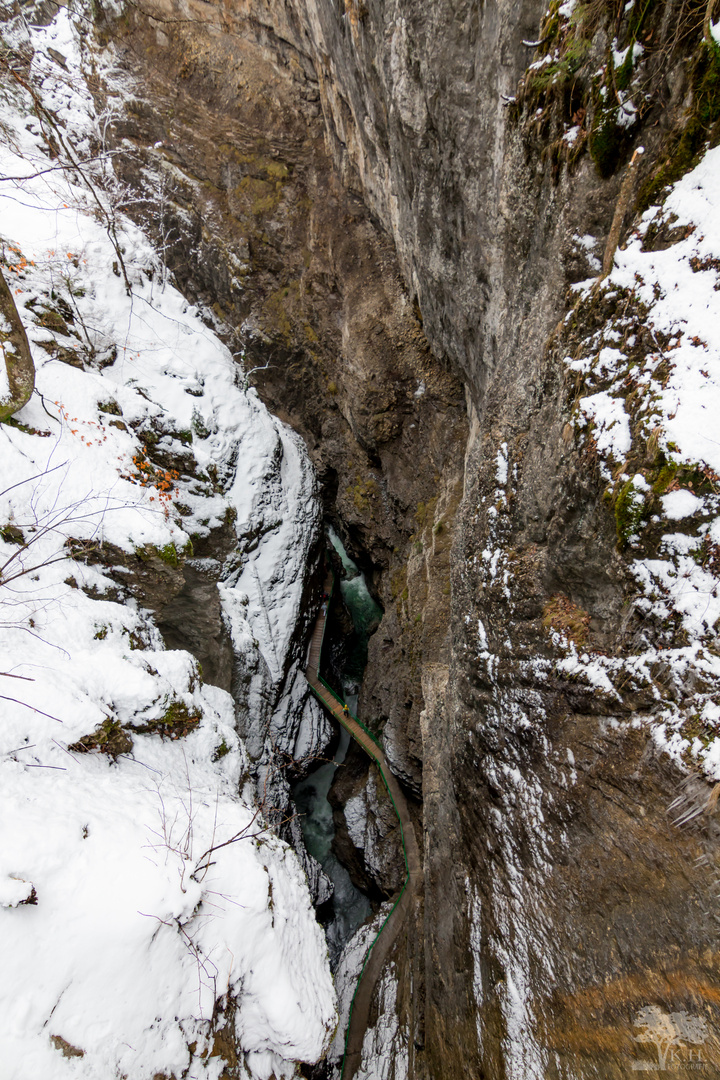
[91, 0, 720, 1075]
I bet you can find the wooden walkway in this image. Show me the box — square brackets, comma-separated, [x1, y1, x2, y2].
[305, 573, 422, 1080]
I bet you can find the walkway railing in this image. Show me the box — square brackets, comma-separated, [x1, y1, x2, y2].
[316, 674, 383, 751]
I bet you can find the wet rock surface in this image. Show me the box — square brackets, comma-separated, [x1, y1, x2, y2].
[156, 559, 234, 691]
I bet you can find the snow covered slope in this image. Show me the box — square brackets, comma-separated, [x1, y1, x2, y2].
[560, 143, 720, 777]
[0, 8, 335, 1078]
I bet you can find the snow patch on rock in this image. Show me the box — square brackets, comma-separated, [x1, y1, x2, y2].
[560, 142, 720, 776]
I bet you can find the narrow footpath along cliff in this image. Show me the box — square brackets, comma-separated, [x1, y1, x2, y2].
[66, 0, 720, 1074]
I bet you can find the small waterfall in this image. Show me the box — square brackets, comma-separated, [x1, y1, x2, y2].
[327, 527, 383, 685]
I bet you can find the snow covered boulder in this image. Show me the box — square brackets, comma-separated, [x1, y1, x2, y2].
[0, 875, 37, 908]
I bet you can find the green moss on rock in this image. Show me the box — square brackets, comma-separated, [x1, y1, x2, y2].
[637, 41, 720, 211]
[136, 539, 193, 567]
[614, 477, 646, 549]
[589, 92, 630, 179]
[68, 718, 133, 758]
[212, 738, 230, 761]
[651, 462, 679, 495]
[349, 475, 379, 515]
[0, 523, 24, 545]
[136, 699, 201, 738]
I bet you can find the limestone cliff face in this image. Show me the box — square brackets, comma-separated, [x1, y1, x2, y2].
[96, 0, 720, 1075]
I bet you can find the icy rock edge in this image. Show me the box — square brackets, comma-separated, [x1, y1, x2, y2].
[0, 7, 336, 1079]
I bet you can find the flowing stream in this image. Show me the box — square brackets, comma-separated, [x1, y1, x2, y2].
[292, 529, 382, 965]
[328, 527, 383, 682]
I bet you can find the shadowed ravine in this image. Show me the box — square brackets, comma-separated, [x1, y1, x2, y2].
[306, 571, 422, 1080]
[291, 724, 372, 965]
